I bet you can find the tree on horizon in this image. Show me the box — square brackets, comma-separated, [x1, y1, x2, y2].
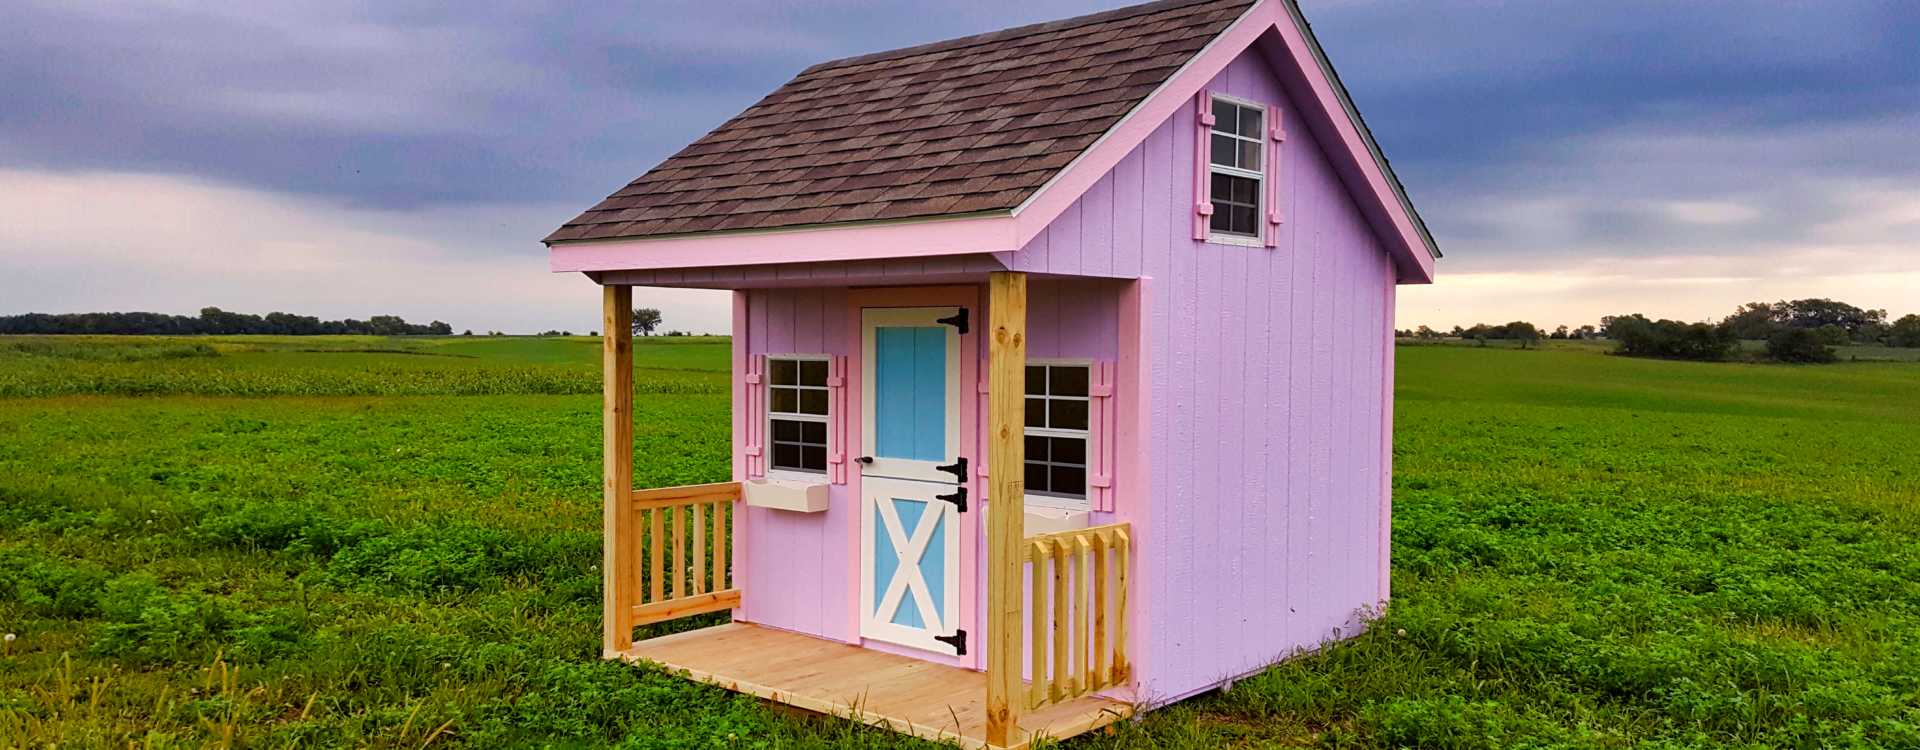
[631, 308, 663, 337]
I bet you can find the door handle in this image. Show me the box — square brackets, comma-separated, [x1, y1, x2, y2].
[856, 456, 873, 464]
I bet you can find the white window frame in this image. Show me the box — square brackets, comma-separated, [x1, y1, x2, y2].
[1024, 358, 1093, 511]
[1207, 92, 1267, 248]
[766, 353, 831, 481]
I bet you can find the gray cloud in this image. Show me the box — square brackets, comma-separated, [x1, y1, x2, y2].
[6, 0, 1914, 213]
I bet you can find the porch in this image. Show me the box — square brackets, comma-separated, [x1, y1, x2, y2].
[599, 273, 1135, 749]
[613, 623, 1128, 750]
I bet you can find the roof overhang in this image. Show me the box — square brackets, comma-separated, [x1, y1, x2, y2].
[548, 0, 1438, 285]
[549, 212, 1018, 274]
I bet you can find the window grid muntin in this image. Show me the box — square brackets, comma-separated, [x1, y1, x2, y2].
[1208, 95, 1265, 240]
[1024, 363, 1090, 499]
[768, 355, 829, 475]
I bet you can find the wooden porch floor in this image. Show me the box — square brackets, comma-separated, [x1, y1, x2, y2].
[615, 623, 1130, 750]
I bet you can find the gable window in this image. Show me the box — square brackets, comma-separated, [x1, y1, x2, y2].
[1025, 362, 1090, 505]
[1209, 96, 1265, 242]
[768, 356, 829, 474]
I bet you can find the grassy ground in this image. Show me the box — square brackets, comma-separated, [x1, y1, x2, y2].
[3, 336, 1918, 749]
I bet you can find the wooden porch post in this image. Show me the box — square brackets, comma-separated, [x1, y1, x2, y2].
[986, 271, 1027, 747]
[603, 284, 635, 656]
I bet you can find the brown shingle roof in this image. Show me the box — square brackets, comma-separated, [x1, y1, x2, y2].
[546, 0, 1255, 244]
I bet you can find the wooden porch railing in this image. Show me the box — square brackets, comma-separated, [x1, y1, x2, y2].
[625, 482, 741, 628]
[1025, 522, 1130, 710]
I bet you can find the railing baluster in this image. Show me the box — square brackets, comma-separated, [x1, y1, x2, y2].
[631, 506, 647, 608]
[1030, 541, 1047, 710]
[649, 508, 665, 604]
[1093, 531, 1110, 689]
[714, 500, 729, 591]
[1059, 540, 1075, 705]
[1075, 533, 1090, 698]
[693, 502, 708, 595]
[641, 506, 656, 606]
[672, 504, 687, 599]
[1114, 528, 1129, 683]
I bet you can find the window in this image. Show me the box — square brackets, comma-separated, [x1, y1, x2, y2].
[768, 356, 829, 474]
[1025, 363, 1089, 502]
[1209, 96, 1265, 240]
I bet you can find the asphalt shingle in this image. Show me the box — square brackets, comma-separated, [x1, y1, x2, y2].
[545, 0, 1254, 244]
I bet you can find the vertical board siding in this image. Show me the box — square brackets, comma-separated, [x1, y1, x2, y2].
[1026, 279, 1123, 361]
[739, 287, 852, 642]
[1008, 45, 1396, 704]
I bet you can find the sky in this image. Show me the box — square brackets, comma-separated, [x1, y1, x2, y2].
[2, 0, 1915, 334]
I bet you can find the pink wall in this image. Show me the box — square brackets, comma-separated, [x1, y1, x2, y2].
[1009, 44, 1396, 705]
[1025, 278, 1121, 361]
[734, 287, 857, 642]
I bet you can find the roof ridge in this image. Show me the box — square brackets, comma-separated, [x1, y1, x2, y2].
[797, 0, 1228, 77]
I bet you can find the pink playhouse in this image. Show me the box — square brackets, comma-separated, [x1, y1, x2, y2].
[544, 0, 1438, 746]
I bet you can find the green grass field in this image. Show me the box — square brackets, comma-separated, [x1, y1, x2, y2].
[0, 335, 729, 398]
[3, 336, 1918, 749]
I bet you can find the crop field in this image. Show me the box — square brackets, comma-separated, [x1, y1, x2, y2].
[3, 335, 1918, 749]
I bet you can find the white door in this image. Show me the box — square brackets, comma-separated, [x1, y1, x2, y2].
[859, 307, 967, 654]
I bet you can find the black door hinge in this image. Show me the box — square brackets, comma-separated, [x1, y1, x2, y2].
[937, 486, 968, 513]
[936, 457, 968, 483]
[935, 629, 967, 655]
[936, 308, 969, 334]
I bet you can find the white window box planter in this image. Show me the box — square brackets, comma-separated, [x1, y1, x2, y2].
[743, 477, 830, 513]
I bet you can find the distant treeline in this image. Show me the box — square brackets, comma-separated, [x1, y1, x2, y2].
[1399, 298, 1920, 364]
[0, 308, 454, 336]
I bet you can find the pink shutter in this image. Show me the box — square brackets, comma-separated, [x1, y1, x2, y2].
[1264, 103, 1286, 247]
[1088, 360, 1118, 512]
[742, 354, 766, 477]
[1192, 90, 1215, 241]
[827, 355, 848, 484]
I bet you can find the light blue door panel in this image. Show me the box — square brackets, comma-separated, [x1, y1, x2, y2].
[892, 591, 926, 628]
[874, 327, 947, 461]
